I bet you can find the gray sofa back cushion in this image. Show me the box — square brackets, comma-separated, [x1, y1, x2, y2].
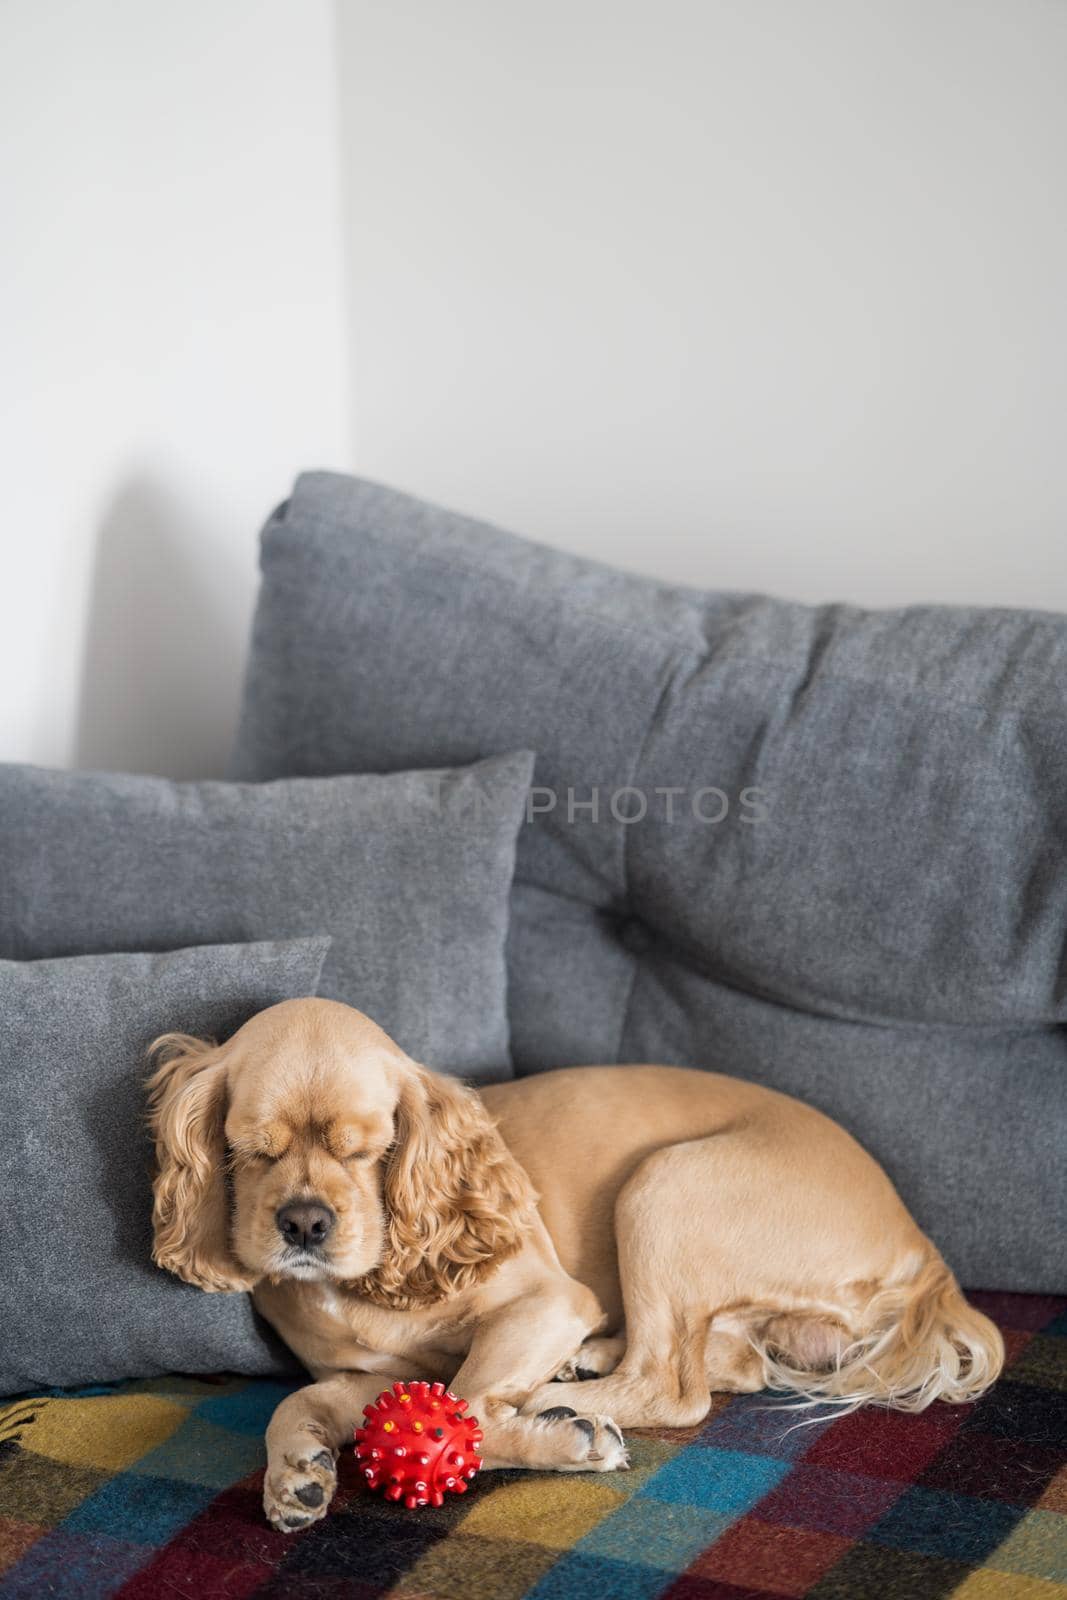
[0, 752, 533, 1080]
[229, 472, 1067, 1292]
[0, 938, 329, 1394]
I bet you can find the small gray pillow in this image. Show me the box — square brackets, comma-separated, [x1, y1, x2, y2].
[0, 938, 329, 1394]
[0, 752, 533, 1079]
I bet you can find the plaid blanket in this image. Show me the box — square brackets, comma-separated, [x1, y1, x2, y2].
[1, 1292, 1064, 1599]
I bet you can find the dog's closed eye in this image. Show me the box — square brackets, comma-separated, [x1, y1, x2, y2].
[228, 1149, 276, 1173]
[233, 1129, 292, 1163]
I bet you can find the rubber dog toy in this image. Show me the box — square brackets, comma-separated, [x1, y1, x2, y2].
[354, 1380, 483, 1508]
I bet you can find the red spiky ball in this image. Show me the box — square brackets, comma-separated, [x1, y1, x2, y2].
[354, 1381, 483, 1509]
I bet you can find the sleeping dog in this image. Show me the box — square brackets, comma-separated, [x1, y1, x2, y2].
[147, 997, 1002, 1530]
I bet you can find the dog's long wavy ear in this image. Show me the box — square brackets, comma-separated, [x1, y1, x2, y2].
[361, 1063, 538, 1310]
[145, 1033, 254, 1293]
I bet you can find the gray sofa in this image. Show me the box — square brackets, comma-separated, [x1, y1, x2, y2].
[230, 471, 1067, 1294]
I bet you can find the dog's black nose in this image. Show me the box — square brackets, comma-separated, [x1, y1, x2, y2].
[276, 1201, 335, 1251]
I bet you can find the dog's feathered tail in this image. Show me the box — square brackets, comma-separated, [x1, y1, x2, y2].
[755, 1254, 1003, 1415]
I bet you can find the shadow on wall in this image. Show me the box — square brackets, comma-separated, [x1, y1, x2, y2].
[74, 479, 247, 779]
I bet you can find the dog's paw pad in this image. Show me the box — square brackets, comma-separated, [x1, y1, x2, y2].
[555, 1337, 625, 1383]
[264, 1445, 338, 1531]
[553, 1359, 601, 1381]
[535, 1409, 629, 1472]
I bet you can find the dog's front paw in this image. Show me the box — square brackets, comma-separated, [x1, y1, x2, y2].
[535, 1405, 629, 1472]
[264, 1445, 338, 1531]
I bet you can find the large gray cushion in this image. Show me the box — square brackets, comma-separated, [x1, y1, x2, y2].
[230, 472, 1067, 1292]
[0, 938, 329, 1394]
[0, 753, 532, 1079]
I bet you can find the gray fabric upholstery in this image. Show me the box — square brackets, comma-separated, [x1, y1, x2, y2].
[0, 939, 329, 1393]
[230, 472, 1067, 1292]
[0, 753, 533, 1079]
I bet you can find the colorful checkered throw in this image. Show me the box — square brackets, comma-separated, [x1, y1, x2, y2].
[1, 1292, 1064, 1599]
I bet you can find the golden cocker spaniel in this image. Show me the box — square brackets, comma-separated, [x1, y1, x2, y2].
[147, 998, 1002, 1530]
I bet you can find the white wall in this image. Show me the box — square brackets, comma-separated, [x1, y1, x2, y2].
[4, 3, 1066, 777]
[0, 0, 350, 775]
[337, 0, 1067, 609]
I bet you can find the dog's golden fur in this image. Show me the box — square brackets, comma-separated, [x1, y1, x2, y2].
[147, 998, 1003, 1531]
